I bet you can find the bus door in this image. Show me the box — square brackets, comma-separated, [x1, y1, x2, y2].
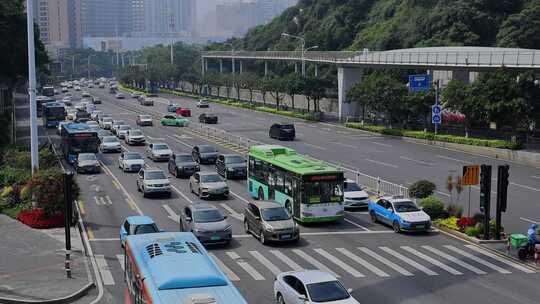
[267, 165, 276, 200]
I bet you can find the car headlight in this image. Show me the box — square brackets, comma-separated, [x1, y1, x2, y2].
[264, 223, 274, 232]
[227, 168, 234, 172]
[195, 165, 200, 169]
[194, 228, 206, 233]
[201, 188, 209, 191]
[400, 219, 410, 224]
[224, 225, 232, 231]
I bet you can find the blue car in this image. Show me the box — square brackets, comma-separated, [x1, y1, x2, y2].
[167, 103, 181, 112]
[120, 216, 160, 247]
[368, 196, 431, 233]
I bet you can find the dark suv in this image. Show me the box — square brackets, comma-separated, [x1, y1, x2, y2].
[269, 123, 295, 141]
[168, 153, 200, 177]
[215, 154, 247, 179]
[192, 145, 218, 164]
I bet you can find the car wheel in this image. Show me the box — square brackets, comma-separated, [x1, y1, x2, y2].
[259, 230, 267, 245]
[370, 211, 377, 223]
[175, 169, 180, 178]
[142, 189, 147, 198]
[276, 293, 285, 304]
[244, 220, 250, 234]
[285, 201, 292, 215]
[393, 221, 401, 233]
[257, 188, 264, 200]
[198, 189, 202, 197]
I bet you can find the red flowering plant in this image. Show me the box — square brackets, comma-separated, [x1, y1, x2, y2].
[16, 208, 64, 229]
[457, 217, 476, 232]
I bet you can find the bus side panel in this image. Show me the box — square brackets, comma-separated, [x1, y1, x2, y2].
[247, 178, 268, 199]
[274, 191, 292, 207]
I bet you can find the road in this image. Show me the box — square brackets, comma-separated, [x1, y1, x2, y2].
[45, 86, 539, 303]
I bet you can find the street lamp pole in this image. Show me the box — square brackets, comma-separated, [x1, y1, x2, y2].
[281, 33, 316, 77]
[26, 0, 39, 173]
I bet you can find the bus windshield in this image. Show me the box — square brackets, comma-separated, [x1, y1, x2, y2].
[305, 180, 343, 204]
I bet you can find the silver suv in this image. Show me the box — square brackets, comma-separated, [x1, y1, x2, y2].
[136, 168, 171, 198]
[243, 201, 299, 245]
[179, 203, 232, 245]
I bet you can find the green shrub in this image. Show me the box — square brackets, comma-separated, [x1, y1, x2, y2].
[433, 216, 459, 230]
[464, 226, 479, 237]
[409, 180, 436, 198]
[0, 166, 31, 187]
[419, 195, 445, 219]
[26, 168, 80, 216]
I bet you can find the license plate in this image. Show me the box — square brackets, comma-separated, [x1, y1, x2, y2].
[280, 234, 291, 239]
[415, 225, 425, 229]
[211, 236, 221, 241]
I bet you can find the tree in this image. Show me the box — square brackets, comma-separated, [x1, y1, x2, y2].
[257, 78, 272, 105]
[302, 77, 331, 112]
[240, 73, 259, 104]
[284, 74, 303, 110]
[497, 4, 540, 49]
[409, 180, 436, 199]
[268, 77, 287, 109]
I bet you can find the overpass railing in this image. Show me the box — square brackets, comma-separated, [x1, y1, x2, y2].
[202, 50, 540, 68]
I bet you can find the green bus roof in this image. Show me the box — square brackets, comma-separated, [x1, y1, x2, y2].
[248, 145, 342, 176]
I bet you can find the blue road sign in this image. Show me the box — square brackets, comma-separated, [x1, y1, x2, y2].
[432, 104, 442, 124]
[409, 74, 432, 92]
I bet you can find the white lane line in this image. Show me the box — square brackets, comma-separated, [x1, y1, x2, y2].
[116, 254, 125, 271]
[226, 251, 265, 281]
[401, 246, 463, 275]
[94, 196, 100, 206]
[89, 238, 120, 241]
[105, 195, 113, 205]
[220, 203, 244, 221]
[520, 217, 540, 225]
[249, 251, 282, 276]
[436, 191, 452, 197]
[436, 155, 472, 164]
[421, 246, 486, 275]
[357, 247, 413, 276]
[370, 141, 393, 148]
[99, 161, 144, 215]
[379, 247, 438, 276]
[532, 175, 540, 179]
[464, 245, 536, 274]
[95, 255, 115, 285]
[167, 134, 194, 148]
[510, 182, 540, 192]
[344, 218, 370, 231]
[162, 204, 180, 223]
[301, 230, 394, 236]
[399, 156, 433, 166]
[365, 158, 399, 169]
[336, 248, 389, 277]
[209, 253, 240, 281]
[293, 249, 339, 278]
[303, 142, 327, 150]
[443, 245, 511, 274]
[332, 142, 357, 149]
[270, 250, 304, 271]
[314, 248, 364, 278]
[99, 197, 107, 205]
[170, 184, 194, 204]
[229, 191, 251, 205]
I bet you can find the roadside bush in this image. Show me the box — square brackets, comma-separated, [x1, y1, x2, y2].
[472, 213, 485, 224]
[419, 195, 445, 219]
[25, 168, 79, 216]
[464, 226, 479, 237]
[0, 166, 31, 188]
[446, 204, 463, 218]
[433, 216, 459, 230]
[16, 208, 64, 229]
[409, 180, 436, 198]
[457, 217, 476, 231]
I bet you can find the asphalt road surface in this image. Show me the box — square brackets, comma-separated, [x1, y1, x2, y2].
[49, 87, 540, 304]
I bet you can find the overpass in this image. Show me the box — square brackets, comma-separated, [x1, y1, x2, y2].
[201, 47, 540, 119]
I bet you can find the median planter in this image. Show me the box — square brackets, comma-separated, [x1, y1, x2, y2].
[434, 216, 507, 244]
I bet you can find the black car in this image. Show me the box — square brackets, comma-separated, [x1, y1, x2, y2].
[269, 123, 295, 141]
[168, 153, 200, 177]
[199, 113, 218, 124]
[216, 154, 247, 179]
[192, 145, 218, 164]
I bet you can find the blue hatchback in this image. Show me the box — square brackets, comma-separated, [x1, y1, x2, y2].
[120, 216, 160, 247]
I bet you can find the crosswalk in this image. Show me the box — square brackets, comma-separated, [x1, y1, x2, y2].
[101, 244, 535, 286]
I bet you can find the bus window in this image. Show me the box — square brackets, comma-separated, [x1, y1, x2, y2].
[284, 177, 293, 196]
[305, 180, 343, 204]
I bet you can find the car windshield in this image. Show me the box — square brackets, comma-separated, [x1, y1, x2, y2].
[134, 224, 158, 235]
[225, 156, 245, 164]
[280, 124, 294, 130]
[393, 201, 420, 213]
[78, 154, 96, 161]
[306, 281, 350, 302]
[193, 209, 224, 223]
[305, 179, 343, 204]
[146, 171, 166, 179]
[129, 130, 142, 136]
[103, 137, 118, 143]
[344, 182, 362, 192]
[261, 207, 290, 221]
[140, 115, 151, 120]
[153, 144, 169, 150]
[199, 146, 216, 153]
[201, 174, 222, 183]
[119, 125, 131, 130]
[176, 155, 192, 162]
[124, 153, 142, 160]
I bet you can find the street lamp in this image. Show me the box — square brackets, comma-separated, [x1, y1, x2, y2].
[281, 33, 317, 77]
[25, 0, 39, 173]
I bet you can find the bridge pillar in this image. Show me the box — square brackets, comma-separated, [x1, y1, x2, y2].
[338, 67, 363, 122]
[264, 61, 268, 77]
[295, 63, 298, 74]
[219, 60, 223, 74]
[315, 64, 318, 77]
[240, 61, 243, 74]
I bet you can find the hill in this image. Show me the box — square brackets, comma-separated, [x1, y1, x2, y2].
[234, 0, 540, 51]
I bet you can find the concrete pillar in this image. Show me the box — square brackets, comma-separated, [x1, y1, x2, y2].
[295, 63, 298, 74]
[219, 59, 223, 74]
[452, 70, 471, 84]
[314, 64, 318, 77]
[240, 61, 243, 74]
[264, 61, 268, 77]
[205, 59, 208, 71]
[338, 67, 363, 122]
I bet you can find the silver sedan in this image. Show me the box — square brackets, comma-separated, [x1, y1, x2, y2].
[189, 172, 229, 199]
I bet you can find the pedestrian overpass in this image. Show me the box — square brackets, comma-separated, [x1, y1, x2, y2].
[201, 47, 540, 119]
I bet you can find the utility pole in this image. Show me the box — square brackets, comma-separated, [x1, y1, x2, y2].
[26, 0, 39, 173]
[63, 172, 74, 278]
[434, 80, 440, 135]
[495, 165, 509, 239]
[480, 164, 492, 240]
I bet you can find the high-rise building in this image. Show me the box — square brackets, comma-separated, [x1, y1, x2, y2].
[140, 0, 195, 36]
[33, 0, 70, 46]
[81, 0, 132, 37]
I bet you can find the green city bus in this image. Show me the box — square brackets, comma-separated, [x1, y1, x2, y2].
[247, 145, 344, 223]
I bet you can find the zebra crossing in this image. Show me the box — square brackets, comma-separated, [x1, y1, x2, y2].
[104, 244, 536, 286]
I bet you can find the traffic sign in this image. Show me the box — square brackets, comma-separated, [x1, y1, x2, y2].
[409, 74, 432, 92]
[462, 165, 480, 186]
[431, 104, 442, 124]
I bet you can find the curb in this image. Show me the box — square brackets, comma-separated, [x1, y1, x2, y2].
[436, 225, 507, 244]
[0, 283, 95, 304]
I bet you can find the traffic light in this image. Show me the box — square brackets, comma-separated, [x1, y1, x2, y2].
[479, 164, 491, 212]
[497, 165, 509, 212]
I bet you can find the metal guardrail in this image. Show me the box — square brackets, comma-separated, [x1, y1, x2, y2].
[202, 49, 540, 69]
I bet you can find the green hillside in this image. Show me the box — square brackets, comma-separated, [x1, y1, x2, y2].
[235, 0, 540, 51]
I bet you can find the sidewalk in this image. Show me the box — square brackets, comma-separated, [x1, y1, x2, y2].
[0, 214, 94, 303]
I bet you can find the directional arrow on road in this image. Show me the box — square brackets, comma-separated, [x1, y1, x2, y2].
[163, 204, 180, 223]
[220, 203, 244, 221]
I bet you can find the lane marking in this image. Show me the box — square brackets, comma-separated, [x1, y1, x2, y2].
[249, 251, 282, 276]
[464, 245, 536, 274]
[344, 218, 370, 231]
[399, 156, 433, 166]
[436, 155, 472, 164]
[78, 201, 86, 215]
[443, 245, 511, 274]
[293, 249, 339, 277]
[167, 134, 194, 149]
[226, 251, 265, 281]
[209, 253, 240, 281]
[370, 141, 393, 148]
[314, 248, 365, 277]
[163, 204, 180, 223]
[116, 254, 125, 271]
[170, 184, 194, 204]
[379, 247, 438, 276]
[90, 238, 120, 241]
[87, 227, 95, 240]
[125, 198, 136, 211]
[421, 246, 486, 275]
[94, 196, 101, 206]
[401, 246, 463, 275]
[270, 250, 304, 271]
[336, 248, 389, 277]
[112, 180, 121, 190]
[302, 142, 327, 150]
[100, 160, 144, 215]
[95, 255, 115, 286]
[229, 191, 251, 205]
[365, 158, 399, 169]
[532, 175, 540, 179]
[520, 217, 540, 225]
[332, 142, 357, 149]
[219, 203, 244, 221]
[510, 182, 540, 192]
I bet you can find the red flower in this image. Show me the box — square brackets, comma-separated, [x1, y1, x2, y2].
[16, 209, 65, 229]
[457, 217, 476, 231]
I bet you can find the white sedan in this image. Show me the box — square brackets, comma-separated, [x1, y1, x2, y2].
[118, 152, 145, 172]
[274, 270, 359, 304]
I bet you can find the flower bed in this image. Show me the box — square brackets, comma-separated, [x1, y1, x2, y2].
[16, 209, 64, 229]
